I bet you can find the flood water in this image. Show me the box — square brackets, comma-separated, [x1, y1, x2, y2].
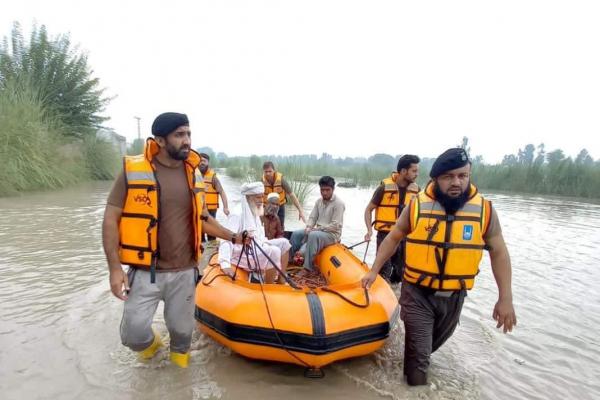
[1, 174, 599, 400]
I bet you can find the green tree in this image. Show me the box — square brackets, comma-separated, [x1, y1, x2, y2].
[127, 138, 144, 155]
[368, 153, 395, 168]
[459, 136, 471, 156]
[575, 149, 593, 165]
[546, 149, 565, 165]
[534, 143, 545, 166]
[518, 144, 535, 165]
[0, 22, 110, 138]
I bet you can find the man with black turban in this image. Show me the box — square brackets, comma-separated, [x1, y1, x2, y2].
[362, 147, 517, 386]
[102, 112, 247, 368]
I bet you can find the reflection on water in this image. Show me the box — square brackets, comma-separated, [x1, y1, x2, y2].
[0, 178, 599, 400]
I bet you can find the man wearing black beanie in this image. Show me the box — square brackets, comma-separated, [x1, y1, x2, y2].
[362, 147, 516, 386]
[102, 112, 247, 368]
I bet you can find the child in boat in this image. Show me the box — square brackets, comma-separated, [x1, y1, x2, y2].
[263, 193, 284, 240]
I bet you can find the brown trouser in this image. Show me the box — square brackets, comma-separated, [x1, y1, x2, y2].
[376, 230, 405, 283]
[400, 282, 466, 385]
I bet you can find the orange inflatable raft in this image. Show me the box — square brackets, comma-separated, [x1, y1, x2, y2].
[195, 243, 399, 370]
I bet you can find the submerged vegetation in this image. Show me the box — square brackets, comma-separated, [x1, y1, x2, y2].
[0, 22, 118, 196]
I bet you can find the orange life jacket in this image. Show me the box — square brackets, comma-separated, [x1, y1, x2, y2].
[119, 137, 205, 281]
[373, 173, 419, 232]
[263, 172, 286, 205]
[202, 168, 219, 211]
[404, 182, 491, 290]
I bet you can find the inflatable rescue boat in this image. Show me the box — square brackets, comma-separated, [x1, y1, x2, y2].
[195, 243, 398, 370]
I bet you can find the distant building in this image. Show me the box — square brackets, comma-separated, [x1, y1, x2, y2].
[97, 128, 127, 156]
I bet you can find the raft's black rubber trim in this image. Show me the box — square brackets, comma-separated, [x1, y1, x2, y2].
[195, 307, 390, 355]
[306, 293, 325, 336]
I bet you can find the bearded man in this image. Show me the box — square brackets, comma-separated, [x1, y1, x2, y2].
[362, 148, 517, 386]
[103, 112, 245, 368]
[218, 182, 291, 284]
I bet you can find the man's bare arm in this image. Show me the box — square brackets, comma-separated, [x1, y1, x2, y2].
[486, 227, 517, 333]
[364, 202, 377, 241]
[288, 192, 306, 223]
[102, 204, 129, 300]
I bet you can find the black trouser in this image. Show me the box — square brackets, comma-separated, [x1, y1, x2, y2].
[277, 204, 286, 231]
[376, 230, 405, 283]
[400, 282, 466, 385]
[202, 209, 218, 242]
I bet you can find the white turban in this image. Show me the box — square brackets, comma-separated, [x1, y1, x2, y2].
[238, 181, 266, 239]
[241, 182, 264, 195]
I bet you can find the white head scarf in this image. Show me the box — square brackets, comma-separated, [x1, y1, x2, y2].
[239, 182, 265, 238]
[266, 192, 280, 204]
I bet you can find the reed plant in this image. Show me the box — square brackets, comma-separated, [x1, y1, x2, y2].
[0, 23, 119, 196]
[0, 79, 84, 195]
[83, 135, 121, 180]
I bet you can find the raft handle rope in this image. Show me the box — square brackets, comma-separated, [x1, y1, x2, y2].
[249, 238, 300, 289]
[320, 286, 370, 309]
[345, 239, 369, 250]
[202, 234, 299, 288]
[344, 239, 371, 265]
[201, 246, 247, 286]
[245, 241, 315, 372]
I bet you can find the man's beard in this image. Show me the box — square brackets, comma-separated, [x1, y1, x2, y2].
[248, 201, 264, 217]
[166, 143, 190, 160]
[199, 165, 208, 173]
[433, 182, 470, 215]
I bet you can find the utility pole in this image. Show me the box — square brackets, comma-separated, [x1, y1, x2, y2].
[134, 116, 141, 140]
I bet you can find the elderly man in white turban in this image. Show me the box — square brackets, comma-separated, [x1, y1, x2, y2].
[218, 182, 292, 283]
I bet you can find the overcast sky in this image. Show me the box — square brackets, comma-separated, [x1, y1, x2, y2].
[3, 0, 600, 162]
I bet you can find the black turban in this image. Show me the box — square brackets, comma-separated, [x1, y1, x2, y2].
[151, 112, 189, 137]
[430, 148, 470, 178]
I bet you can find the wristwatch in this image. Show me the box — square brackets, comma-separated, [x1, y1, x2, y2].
[231, 233, 237, 244]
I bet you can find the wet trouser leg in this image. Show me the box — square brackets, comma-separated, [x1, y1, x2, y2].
[120, 269, 161, 351]
[302, 231, 336, 270]
[399, 283, 466, 386]
[120, 269, 196, 354]
[162, 269, 196, 353]
[376, 231, 393, 281]
[376, 230, 405, 283]
[290, 229, 305, 254]
[389, 240, 406, 284]
[202, 210, 218, 242]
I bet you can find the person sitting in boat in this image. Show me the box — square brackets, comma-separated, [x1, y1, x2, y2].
[290, 176, 345, 271]
[218, 182, 291, 283]
[263, 192, 284, 240]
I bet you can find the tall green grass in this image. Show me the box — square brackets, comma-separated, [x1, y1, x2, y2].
[83, 135, 121, 180]
[0, 78, 119, 196]
[275, 161, 315, 204]
[0, 80, 81, 195]
[0, 22, 118, 196]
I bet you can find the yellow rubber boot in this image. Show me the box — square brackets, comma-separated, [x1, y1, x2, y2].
[170, 351, 190, 368]
[138, 331, 164, 360]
